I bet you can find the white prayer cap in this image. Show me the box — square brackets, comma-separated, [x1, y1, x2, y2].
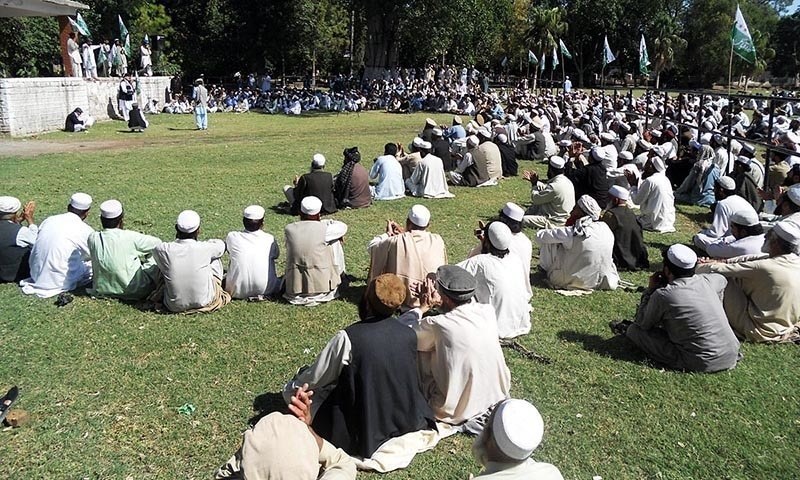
[699, 132, 712, 145]
[492, 399, 544, 461]
[506, 114, 517, 122]
[69, 192, 92, 211]
[773, 220, 800, 245]
[558, 139, 572, 148]
[477, 128, 493, 139]
[572, 129, 589, 143]
[176, 210, 201, 233]
[637, 139, 653, 151]
[619, 151, 634, 162]
[735, 155, 752, 166]
[650, 156, 667, 173]
[408, 204, 431, 228]
[786, 185, 800, 207]
[243, 205, 265, 220]
[453, 115, 463, 125]
[419, 140, 432, 150]
[650, 129, 662, 138]
[608, 185, 630, 201]
[600, 132, 616, 142]
[730, 208, 759, 227]
[99, 199, 123, 219]
[786, 131, 800, 145]
[716, 176, 736, 191]
[487, 222, 512, 251]
[425, 117, 437, 127]
[549, 156, 566, 169]
[501, 202, 524, 222]
[0, 196, 21, 214]
[411, 137, 426, 149]
[666, 244, 697, 269]
[300, 196, 322, 216]
[577, 195, 601, 220]
[432, 127, 443, 137]
[590, 146, 611, 164]
[311, 153, 326, 168]
[530, 116, 545, 130]
[467, 135, 480, 148]
[740, 142, 756, 155]
[496, 133, 508, 144]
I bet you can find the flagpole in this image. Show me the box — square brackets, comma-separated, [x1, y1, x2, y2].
[561, 50, 566, 94]
[728, 39, 734, 96]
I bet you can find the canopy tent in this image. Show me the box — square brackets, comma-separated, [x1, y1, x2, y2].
[0, 0, 87, 17]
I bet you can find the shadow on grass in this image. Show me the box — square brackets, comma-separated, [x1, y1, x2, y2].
[116, 130, 146, 134]
[250, 391, 290, 426]
[167, 127, 201, 131]
[680, 209, 712, 225]
[557, 330, 648, 364]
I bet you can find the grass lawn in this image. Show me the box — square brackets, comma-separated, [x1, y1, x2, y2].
[0, 112, 797, 479]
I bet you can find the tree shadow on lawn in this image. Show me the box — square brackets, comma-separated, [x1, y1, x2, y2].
[557, 330, 649, 365]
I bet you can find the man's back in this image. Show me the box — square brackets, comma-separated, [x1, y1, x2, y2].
[0, 221, 30, 283]
[225, 229, 280, 299]
[293, 170, 337, 215]
[370, 155, 405, 200]
[87, 229, 161, 300]
[476, 142, 502, 179]
[24, 212, 94, 296]
[153, 238, 225, 312]
[284, 220, 340, 297]
[602, 205, 649, 271]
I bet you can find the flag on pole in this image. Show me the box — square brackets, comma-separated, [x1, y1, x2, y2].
[118, 15, 131, 56]
[69, 13, 91, 37]
[731, 4, 756, 64]
[559, 39, 572, 59]
[552, 46, 559, 70]
[639, 34, 650, 75]
[540, 51, 546, 73]
[501, 56, 508, 68]
[602, 35, 616, 66]
[143, 33, 150, 45]
[528, 50, 538, 64]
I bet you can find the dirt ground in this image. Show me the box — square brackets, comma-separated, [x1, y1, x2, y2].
[0, 139, 138, 158]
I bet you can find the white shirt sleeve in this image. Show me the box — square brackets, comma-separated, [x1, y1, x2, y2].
[324, 221, 348, 243]
[16, 224, 38, 247]
[367, 233, 390, 252]
[283, 330, 352, 404]
[535, 226, 575, 248]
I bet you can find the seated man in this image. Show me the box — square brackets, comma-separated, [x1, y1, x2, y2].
[475, 129, 503, 181]
[0, 196, 37, 283]
[693, 176, 756, 252]
[535, 195, 619, 291]
[369, 143, 405, 201]
[458, 222, 531, 339]
[565, 144, 610, 207]
[333, 147, 371, 209]
[367, 205, 447, 309]
[625, 155, 676, 233]
[405, 140, 455, 198]
[699, 221, 800, 343]
[284, 154, 338, 215]
[612, 244, 740, 372]
[704, 209, 765, 259]
[216, 386, 356, 480]
[521, 156, 576, 229]
[224, 205, 281, 300]
[87, 200, 162, 300]
[152, 210, 230, 313]
[398, 138, 425, 180]
[284, 196, 348, 306]
[602, 186, 649, 271]
[128, 103, 149, 132]
[283, 274, 437, 471]
[64, 107, 94, 132]
[448, 135, 491, 187]
[20, 193, 94, 298]
[495, 133, 518, 177]
[470, 399, 564, 479]
[403, 265, 511, 433]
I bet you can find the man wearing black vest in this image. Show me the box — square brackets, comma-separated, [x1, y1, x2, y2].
[283, 274, 437, 471]
[602, 186, 649, 271]
[0, 197, 37, 283]
[283, 154, 338, 216]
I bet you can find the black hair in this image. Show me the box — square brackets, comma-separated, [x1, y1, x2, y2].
[243, 218, 263, 232]
[384, 143, 398, 156]
[662, 249, 695, 279]
[740, 223, 764, 236]
[176, 228, 198, 240]
[101, 215, 123, 229]
[498, 212, 522, 234]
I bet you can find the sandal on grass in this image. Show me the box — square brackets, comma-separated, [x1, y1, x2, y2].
[0, 386, 19, 424]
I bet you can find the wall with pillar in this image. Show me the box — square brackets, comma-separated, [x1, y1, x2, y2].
[0, 76, 171, 137]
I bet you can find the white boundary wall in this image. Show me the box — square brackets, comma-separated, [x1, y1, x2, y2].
[0, 76, 171, 137]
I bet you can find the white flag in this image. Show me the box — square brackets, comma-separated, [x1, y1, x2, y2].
[603, 35, 616, 66]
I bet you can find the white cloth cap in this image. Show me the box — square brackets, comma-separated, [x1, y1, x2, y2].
[735, 155, 752, 166]
[786, 185, 800, 206]
[467, 135, 480, 148]
[667, 244, 697, 269]
[425, 118, 437, 127]
[558, 139, 572, 147]
[650, 156, 667, 173]
[419, 140, 432, 150]
[700, 132, 712, 145]
[549, 156, 566, 169]
[243, 205, 265, 220]
[70, 192, 92, 211]
[312, 153, 326, 168]
[600, 132, 616, 142]
[492, 399, 544, 461]
[637, 139, 653, 151]
[487, 222, 512, 250]
[412, 137, 426, 149]
[99, 199, 123, 219]
[619, 151, 634, 162]
[176, 210, 201, 233]
[590, 146, 612, 164]
[716, 176, 736, 191]
[502, 202, 524, 222]
[785, 131, 800, 145]
[478, 128, 492, 139]
[408, 204, 431, 227]
[453, 115, 463, 125]
[773, 220, 800, 245]
[577, 195, 601, 220]
[0, 196, 21, 214]
[730, 208, 759, 227]
[496, 133, 508, 144]
[608, 185, 630, 201]
[432, 127, 443, 136]
[651, 129, 663, 138]
[300, 196, 322, 215]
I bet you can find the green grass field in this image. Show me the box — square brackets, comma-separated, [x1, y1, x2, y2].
[0, 112, 797, 479]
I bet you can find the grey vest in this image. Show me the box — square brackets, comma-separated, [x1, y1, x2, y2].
[284, 221, 340, 296]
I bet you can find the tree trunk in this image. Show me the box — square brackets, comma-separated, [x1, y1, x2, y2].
[362, 7, 400, 80]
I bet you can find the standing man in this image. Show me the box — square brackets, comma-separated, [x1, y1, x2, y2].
[98, 40, 111, 77]
[67, 32, 82, 77]
[564, 76, 572, 93]
[152, 210, 230, 313]
[117, 73, 135, 121]
[224, 205, 281, 300]
[20, 193, 94, 297]
[87, 200, 162, 301]
[0, 197, 37, 283]
[193, 78, 209, 130]
[139, 38, 152, 76]
[81, 42, 98, 80]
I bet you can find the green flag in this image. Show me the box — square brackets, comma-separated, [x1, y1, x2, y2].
[602, 35, 616, 67]
[69, 13, 91, 37]
[528, 50, 538, 64]
[639, 34, 650, 75]
[731, 4, 756, 64]
[559, 39, 572, 59]
[552, 46, 559, 70]
[501, 56, 508, 67]
[118, 15, 130, 56]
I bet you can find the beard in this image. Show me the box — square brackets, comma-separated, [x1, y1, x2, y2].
[471, 428, 491, 467]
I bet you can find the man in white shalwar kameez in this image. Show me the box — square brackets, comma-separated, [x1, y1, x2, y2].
[693, 176, 756, 252]
[405, 142, 455, 199]
[535, 195, 619, 291]
[224, 205, 281, 300]
[458, 222, 531, 339]
[625, 156, 676, 233]
[20, 193, 94, 297]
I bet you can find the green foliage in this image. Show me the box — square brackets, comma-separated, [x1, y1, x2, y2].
[770, 11, 800, 77]
[0, 17, 59, 77]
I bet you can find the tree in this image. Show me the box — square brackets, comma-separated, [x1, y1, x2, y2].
[650, 13, 687, 88]
[770, 10, 800, 78]
[526, 6, 566, 88]
[0, 17, 59, 77]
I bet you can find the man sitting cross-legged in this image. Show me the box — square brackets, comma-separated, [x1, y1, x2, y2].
[611, 244, 741, 372]
[224, 205, 281, 300]
[283, 274, 438, 472]
[87, 200, 162, 301]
